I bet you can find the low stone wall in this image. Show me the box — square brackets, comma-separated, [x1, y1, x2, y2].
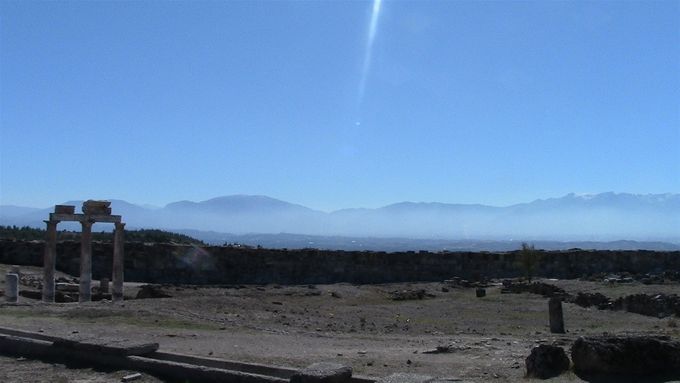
[0, 239, 678, 284]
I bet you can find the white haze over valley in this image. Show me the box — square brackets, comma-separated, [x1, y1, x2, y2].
[1, 193, 679, 248]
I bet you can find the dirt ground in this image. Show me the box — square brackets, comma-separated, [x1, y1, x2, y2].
[0, 355, 164, 383]
[1, 263, 679, 382]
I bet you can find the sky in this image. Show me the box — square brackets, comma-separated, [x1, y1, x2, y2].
[1, 0, 678, 212]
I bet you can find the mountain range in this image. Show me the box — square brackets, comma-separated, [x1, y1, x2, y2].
[1, 193, 678, 250]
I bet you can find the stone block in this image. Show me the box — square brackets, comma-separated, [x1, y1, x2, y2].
[53, 336, 159, 356]
[572, 336, 680, 377]
[549, 297, 565, 334]
[525, 344, 570, 379]
[100, 278, 110, 293]
[82, 200, 112, 215]
[56, 282, 79, 292]
[290, 362, 352, 383]
[5, 273, 18, 303]
[55, 205, 75, 214]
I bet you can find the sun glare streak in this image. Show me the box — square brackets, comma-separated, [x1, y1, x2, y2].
[357, 0, 383, 111]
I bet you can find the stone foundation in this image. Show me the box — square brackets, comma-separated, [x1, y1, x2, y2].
[1, 240, 678, 285]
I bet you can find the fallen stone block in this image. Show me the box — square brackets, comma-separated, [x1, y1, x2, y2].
[290, 362, 352, 383]
[136, 285, 172, 299]
[525, 344, 570, 379]
[570, 292, 611, 309]
[390, 289, 426, 301]
[571, 336, 680, 377]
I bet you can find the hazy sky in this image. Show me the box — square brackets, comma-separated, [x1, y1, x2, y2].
[1, 1, 678, 211]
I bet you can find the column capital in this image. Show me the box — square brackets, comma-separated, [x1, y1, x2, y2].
[44, 220, 59, 226]
[81, 220, 94, 229]
[115, 222, 126, 230]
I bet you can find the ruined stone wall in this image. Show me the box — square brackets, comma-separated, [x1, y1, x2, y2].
[0, 239, 678, 284]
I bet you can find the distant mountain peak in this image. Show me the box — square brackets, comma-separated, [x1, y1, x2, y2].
[2, 192, 678, 244]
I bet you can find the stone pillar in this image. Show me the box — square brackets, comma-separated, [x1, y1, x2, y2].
[79, 220, 93, 303]
[5, 273, 18, 303]
[42, 220, 58, 302]
[549, 297, 565, 334]
[100, 278, 110, 294]
[112, 222, 125, 302]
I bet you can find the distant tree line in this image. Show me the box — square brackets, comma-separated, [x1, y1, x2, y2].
[0, 225, 204, 245]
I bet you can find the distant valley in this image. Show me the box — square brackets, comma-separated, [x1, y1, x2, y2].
[1, 192, 678, 251]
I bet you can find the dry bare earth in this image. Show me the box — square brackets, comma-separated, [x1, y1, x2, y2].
[0, 355, 164, 383]
[1, 264, 679, 382]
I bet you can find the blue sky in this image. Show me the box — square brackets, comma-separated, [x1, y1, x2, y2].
[1, 0, 678, 211]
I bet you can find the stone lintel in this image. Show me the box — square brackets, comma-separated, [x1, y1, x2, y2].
[53, 337, 159, 356]
[49, 213, 122, 223]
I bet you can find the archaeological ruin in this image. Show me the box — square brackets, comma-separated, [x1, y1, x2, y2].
[42, 200, 125, 303]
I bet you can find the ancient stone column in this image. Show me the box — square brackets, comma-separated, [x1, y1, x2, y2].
[112, 222, 125, 302]
[100, 278, 109, 294]
[42, 220, 58, 302]
[79, 220, 93, 302]
[549, 297, 565, 334]
[5, 273, 18, 303]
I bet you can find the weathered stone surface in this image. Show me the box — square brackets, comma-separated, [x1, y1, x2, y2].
[611, 293, 680, 318]
[53, 336, 159, 356]
[113, 221, 125, 302]
[42, 220, 58, 302]
[136, 284, 172, 299]
[5, 273, 18, 303]
[100, 278, 110, 293]
[525, 344, 570, 379]
[54, 205, 75, 214]
[79, 220, 93, 303]
[549, 297, 565, 334]
[0, 332, 286, 383]
[82, 200, 112, 215]
[18, 290, 42, 300]
[290, 362, 352, 383]
[376, 373, 434, 383]
[3, 239, 680, 285]
[56, 282, 79, 292]
[571, 336, 680, 377]
[570, 292, 611, 309]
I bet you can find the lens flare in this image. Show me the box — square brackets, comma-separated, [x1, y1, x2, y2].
[358, 0, 383, 109]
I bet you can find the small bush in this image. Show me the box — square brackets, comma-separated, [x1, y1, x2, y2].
[519, 242, 540, 282]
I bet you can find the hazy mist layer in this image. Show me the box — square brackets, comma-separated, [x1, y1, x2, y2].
[1, 193, 678, 245]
